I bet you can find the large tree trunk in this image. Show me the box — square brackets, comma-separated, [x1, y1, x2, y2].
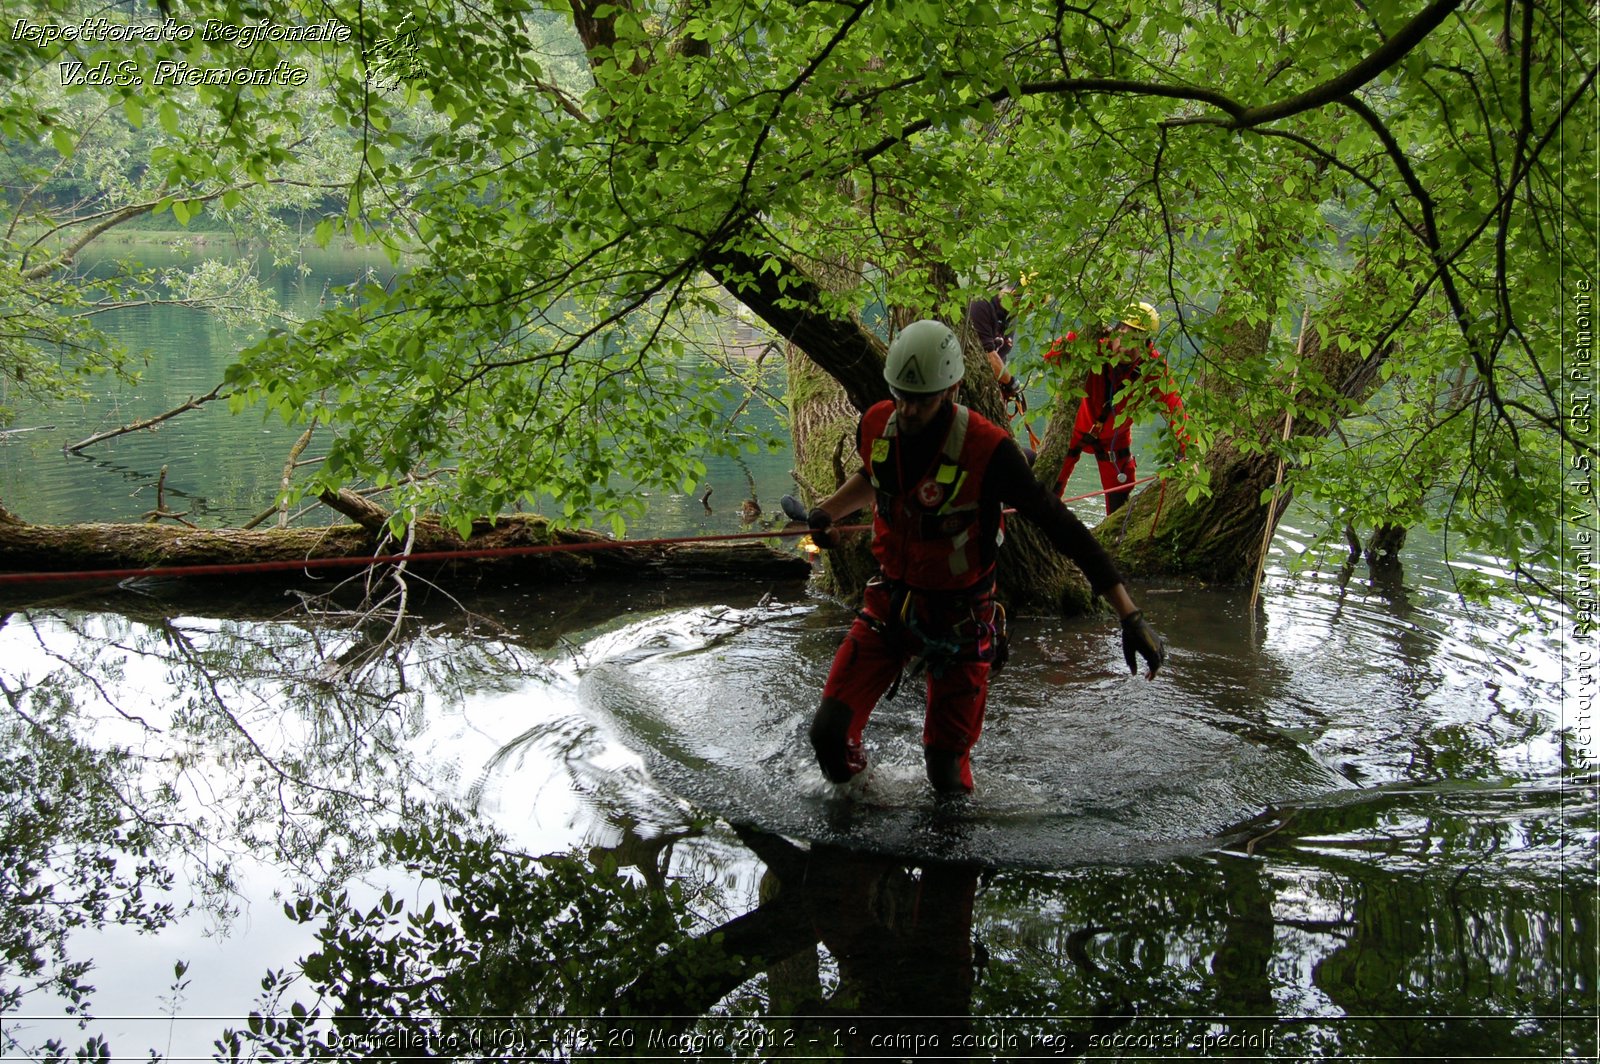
[1106, 438, 1288, 583]
[1106, 268, 1400, 583]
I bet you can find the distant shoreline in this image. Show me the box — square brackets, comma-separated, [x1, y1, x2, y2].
[91, 229, 387, 255]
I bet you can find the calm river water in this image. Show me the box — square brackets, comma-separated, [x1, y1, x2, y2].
[0, 249, 1593, 1061]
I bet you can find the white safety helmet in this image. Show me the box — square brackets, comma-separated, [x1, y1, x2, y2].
[884, 319, 964, 395]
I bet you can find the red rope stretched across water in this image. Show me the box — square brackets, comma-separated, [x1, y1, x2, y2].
[0, 475, 1164, 587]
[1059, 473, 1161, 507]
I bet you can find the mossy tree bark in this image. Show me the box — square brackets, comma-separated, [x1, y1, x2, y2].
[1105, 259, 1406, 584]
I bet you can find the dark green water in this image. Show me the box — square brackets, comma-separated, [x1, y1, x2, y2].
[0, 244, 391, 526]
[0, 254, 1593, 1061]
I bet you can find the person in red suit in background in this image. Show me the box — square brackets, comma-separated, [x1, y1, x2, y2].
[1048, 301, 1189, 513]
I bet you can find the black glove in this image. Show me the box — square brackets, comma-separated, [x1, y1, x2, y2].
[1120, 609, 1165, 678]
[779, 493, 810, 523]
[1000, 376, 1026, 412]
[807, 507, 838, 550]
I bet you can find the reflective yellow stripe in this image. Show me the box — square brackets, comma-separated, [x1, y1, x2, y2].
[937, 471, 968, 514]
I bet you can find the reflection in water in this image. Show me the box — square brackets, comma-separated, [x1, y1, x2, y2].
[636, 833, 994, 1058]
[793, 843, 983, 1052]
[604, 803, 1587, 1060]
[0, 586, 593, 1057]
[0, 546, 1592, 1059]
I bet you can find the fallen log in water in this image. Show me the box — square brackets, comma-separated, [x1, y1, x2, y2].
[0, 501, 813, 590]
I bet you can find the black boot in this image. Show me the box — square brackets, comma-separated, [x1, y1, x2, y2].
[923, 746, 973, 793]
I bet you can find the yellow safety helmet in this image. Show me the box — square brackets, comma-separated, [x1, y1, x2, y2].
[1119, 301, 1160, 334]
[999, 272, 1035, 297]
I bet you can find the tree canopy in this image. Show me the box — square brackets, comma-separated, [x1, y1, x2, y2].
[2, 0, 1593, 593]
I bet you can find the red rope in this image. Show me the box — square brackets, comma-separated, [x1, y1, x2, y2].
[1149, 477, 1169, 541]
[1058, 472, 1162, 506]
[0, 476, 1168, 588]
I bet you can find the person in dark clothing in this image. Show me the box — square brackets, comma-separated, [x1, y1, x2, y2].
[805, 319, 1166, 794]
[966, 284, 1025, 409]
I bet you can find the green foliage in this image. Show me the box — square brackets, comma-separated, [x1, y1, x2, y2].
[219, 823, 699, 1060]
[0, 0, 442, 421]
[228, 286, 777, 531]
[2, 0, 1591, 589]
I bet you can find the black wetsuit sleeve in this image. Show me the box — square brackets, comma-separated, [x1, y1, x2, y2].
[986, 438, 1124, 595]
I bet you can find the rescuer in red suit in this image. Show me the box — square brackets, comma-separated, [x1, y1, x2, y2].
[1049, 302, 1188, 513]
[803, 319, 1166, 794]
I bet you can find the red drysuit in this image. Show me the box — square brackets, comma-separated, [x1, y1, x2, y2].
[1047, 333, 1188, 513]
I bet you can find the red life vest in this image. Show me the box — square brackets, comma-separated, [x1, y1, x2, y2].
[1046, 334, 1185, 428]
[860, 400, 1010, 590]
